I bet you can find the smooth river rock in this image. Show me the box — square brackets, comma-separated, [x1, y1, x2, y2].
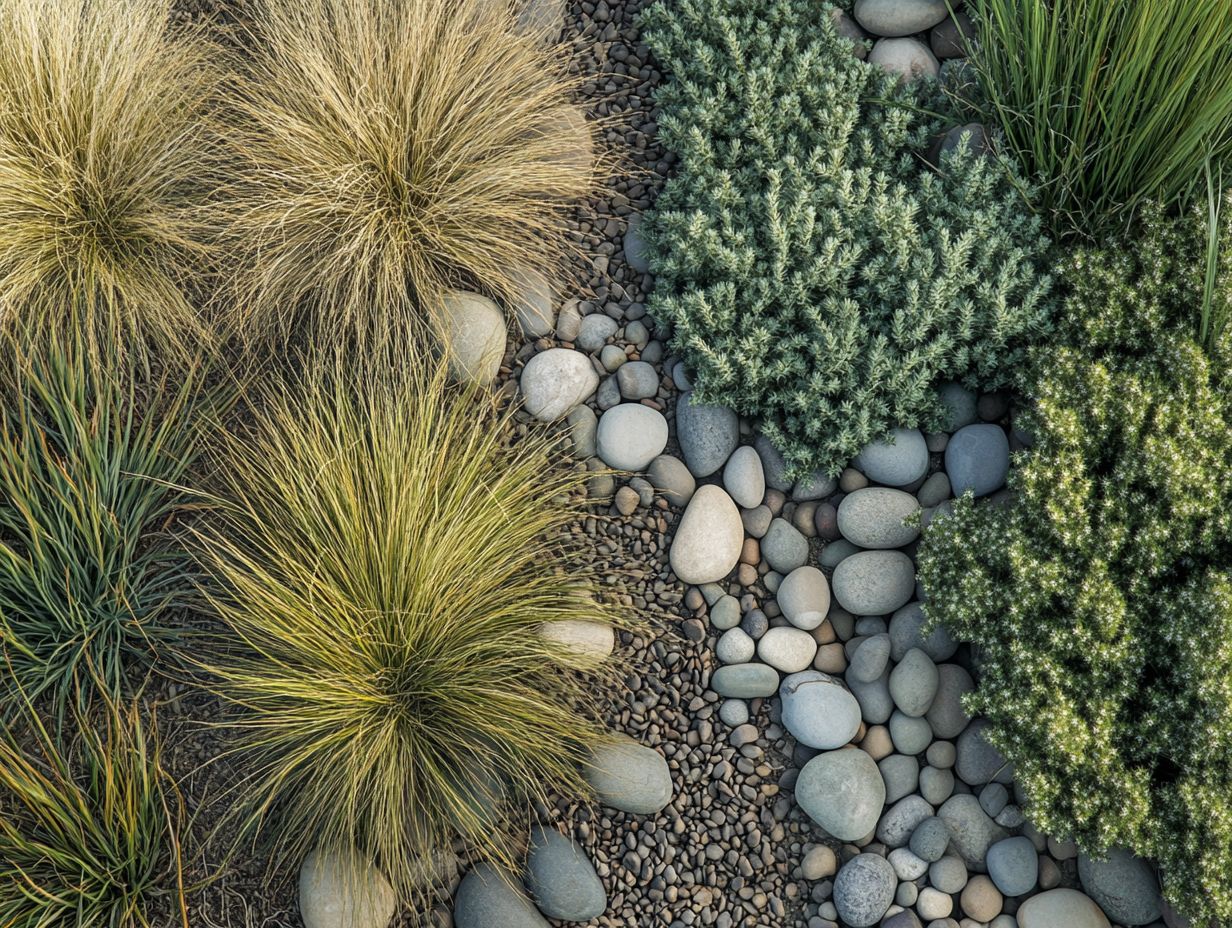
[833, 853, 897, 927]
[676, 393, 739, 477]
[711, 662, 780, 698]
[837, 487, 921, 549]
[853, 428, 929, 486]
[525, 826, 606, 921]
[1017, 889, 1111, 928]
[722, 445, 765, 509]
[776, 566, 830, 630]
[796, 749, 886, 841]
[946, 423, 1010, 497]
[756, 626, 817, 673]
[520, 349, 599, 422]
[780, 671, 862, 749]
[938, 794, 1008, 870]
[299, 850, 396, 928]
[438, 291, 506, 387]
[538, 620, 614, 668]
[455, 863, 548, 928]
[853, 0, 948, 36]
[1078, 847, 1163, 926]
[832, 550, 917, 616]
[583, 736, 672, 814]
[595, 404, 668, 471]
[869, 37, 941, 82]
[670, 485, 743, 584]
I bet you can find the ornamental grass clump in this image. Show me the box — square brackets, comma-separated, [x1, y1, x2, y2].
[198, 348, 621, 903]
[641, 0, 1053, 477]
[0, 696, 188, 928]
[223, 0, 597, 345]
[0, 0, 225, 360]
[964, 0, 1232, 237]
[0, 334, 217, 718]
[917, 205, 1232, 925]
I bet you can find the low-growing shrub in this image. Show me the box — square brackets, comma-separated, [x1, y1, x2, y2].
[0, 0, 225, 360]
[198, 348, 621, 903]
[0, 335, 216, 716]
[917, 205, 1232, 925]
[0, 696, 188, 928]
[641, 0, 1053, 476]
[965, 0, 1232, 237]
[223, 0, 596, 345]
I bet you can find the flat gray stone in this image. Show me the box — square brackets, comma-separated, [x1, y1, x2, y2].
[509, 266, 555, 338]
[876, 794, 935, 848]
[438, 291, 506, 387]
[1078, 847, 1162, 926]
[792, 470, 838, 501]
[575, 313, 617, 353]
[868, 37, 940, 82]
[776, 566, 830, 630]
[583, 737, 672, 814]
[889, 602, 957, 662]
[676, 392, 739, 477]
[711, 662, 779, 698]
[757, 627, 817, 673]
[937, 381, 978, 431]
[596, 404, 668, 471]
[300, 850, 396, 928]
[879, 753, 920, 804]
[647, 454, 695, 507]
[710, 594, 741, 630]
[616, 360, 658, 400]
[796, 749, 886, 841]
[837, 488, 920, 549]
[670, 484, 743, 584]
[832, 550, 916, 616]
[889, 710, 933, 755]
[909, 816, 950, 862]
[853, 428, 929, 486]
[754, 435, 793, 491]
[850, 634, 892, 683]
[1017, 889, 1112, 928]
[761, 518, 809, 573]
[987, 835, 1038, 898]
[780, 671, 861, 749]
[525, 827, 606, 921]
[926, 664, 974, 739]
[623, 215, 650, 274]
[956, 719, 1014, 785]
[723, 445, 766, 509]
[833, 853, 896, 927]
[520, 348, 599, 422]
[945, 423, 1010, 497]
[888, 648, 939, 717]
[716, 627, 755, 664]
[938, 794, 1008, 870]
[853, 0, 948, 36]
[846, 665, 894, 724]
[454, 863, 547, 928]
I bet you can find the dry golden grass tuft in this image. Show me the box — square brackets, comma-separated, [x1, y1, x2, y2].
[0, 0, 227, 361]
[223, 0, 599, 346]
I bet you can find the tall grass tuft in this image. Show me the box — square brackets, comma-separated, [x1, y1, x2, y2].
[963, 0, 1232, 237]
[0, 695, 189, 928]
[0, 334, 219, 717]
[0, 0, 226, 360]
[222, 0, 597, 346]
[197, 347, 621, 902]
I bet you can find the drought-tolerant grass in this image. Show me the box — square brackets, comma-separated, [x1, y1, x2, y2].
[0, 0, 225, 361]
[0, 696, 188, 928]
[964, 0, 1232, 237]
[0, 334, 218, 717]
[197, 347, 620, 902]
[223, 0, 597, 346]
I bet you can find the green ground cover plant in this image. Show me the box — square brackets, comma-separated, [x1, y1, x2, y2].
[963, 0, 1232, 238]
[641, 0, 1053, 476]
[224, 0, 596, 346]
[197, 348, 621, 904]
[0, 0, 226, 362]
[0, 696, 188, 928]
[917, 204, 1232, 925]
[0, 335, 217, 717]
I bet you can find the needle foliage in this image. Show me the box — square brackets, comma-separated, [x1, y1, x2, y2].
[0, 334, 218, 718]
[0, 0, 226, 361]
[223, 0, 597, 346]
[0, 696, 188, 928]
[963, 0, 1232, 237]
[197, 348, 621, 903]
